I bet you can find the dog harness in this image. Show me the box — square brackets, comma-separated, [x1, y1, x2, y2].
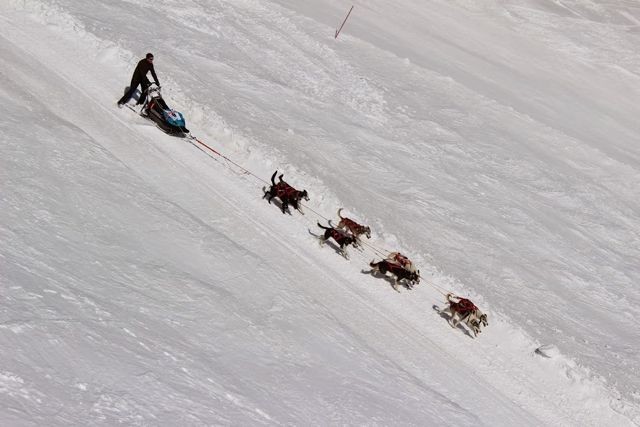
[328, 228, 352, 244]
[388, 252, 412, 269]
[275, 182, 301, 200]
[452, 298, 477, 315]
[383, 260, 418, 280]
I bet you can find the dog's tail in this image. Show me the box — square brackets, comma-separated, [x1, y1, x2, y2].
[270, 170, 278, 186]
[446, 293, 455, 304]
[369, 259, 378, 268]
[317, 221, 330, 230]
[337, 207, 345, 219]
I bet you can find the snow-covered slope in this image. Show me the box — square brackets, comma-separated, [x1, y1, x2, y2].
[1, 0, 639, 425]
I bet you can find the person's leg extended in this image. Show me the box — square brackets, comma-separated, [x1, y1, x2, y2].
[117, 79, 141, 105]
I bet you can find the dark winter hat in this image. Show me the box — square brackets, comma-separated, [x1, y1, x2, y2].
[146, 53, 154, 59]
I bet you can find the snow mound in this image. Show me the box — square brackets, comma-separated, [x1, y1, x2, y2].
[535, 344, 560, 358]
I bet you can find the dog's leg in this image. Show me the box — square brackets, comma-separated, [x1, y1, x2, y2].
[443, 308, 457, 328]
[464, 315, 476, 336]
[449, 311, 460, 328]
[470, 319, 480, 337]
[475, 311, 488, 328]
[459, 313, 473, 334]
[266, 190, 275, 204]
[470, 311, 485, 335]
[441, 307, 451, 318]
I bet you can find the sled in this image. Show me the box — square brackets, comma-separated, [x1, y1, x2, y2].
[127, 84, 190, 137]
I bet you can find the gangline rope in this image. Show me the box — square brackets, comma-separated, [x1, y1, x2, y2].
[181, 129, 452, 296]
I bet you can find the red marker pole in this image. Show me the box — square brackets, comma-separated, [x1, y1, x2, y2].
[335, 5, 354, 39]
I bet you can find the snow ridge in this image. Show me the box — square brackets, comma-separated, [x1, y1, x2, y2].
[1, 0, 639, 425]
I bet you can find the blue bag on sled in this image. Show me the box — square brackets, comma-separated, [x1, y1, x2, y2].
[140, 84, 189, 137]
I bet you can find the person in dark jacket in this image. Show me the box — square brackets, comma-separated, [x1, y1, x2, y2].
[117, 53, 160, 107]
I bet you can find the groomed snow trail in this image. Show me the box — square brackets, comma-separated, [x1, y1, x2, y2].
[1, 1, 639, 425]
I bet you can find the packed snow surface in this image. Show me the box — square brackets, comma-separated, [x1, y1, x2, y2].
[1, 0, 639, 425]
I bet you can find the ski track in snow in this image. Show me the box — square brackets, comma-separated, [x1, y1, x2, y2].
[1, 0, 639, 425]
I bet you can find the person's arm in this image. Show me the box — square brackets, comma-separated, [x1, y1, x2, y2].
[150, 65, 160, 86]
[132, 60, 143, 80]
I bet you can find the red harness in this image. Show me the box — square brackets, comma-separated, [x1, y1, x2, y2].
[329, 228, 352, 244]
[391, 253, 411, 269]
[384, 260, 413, 277]
[275, 182, 299, 199]
[452, 298, 477, 315]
